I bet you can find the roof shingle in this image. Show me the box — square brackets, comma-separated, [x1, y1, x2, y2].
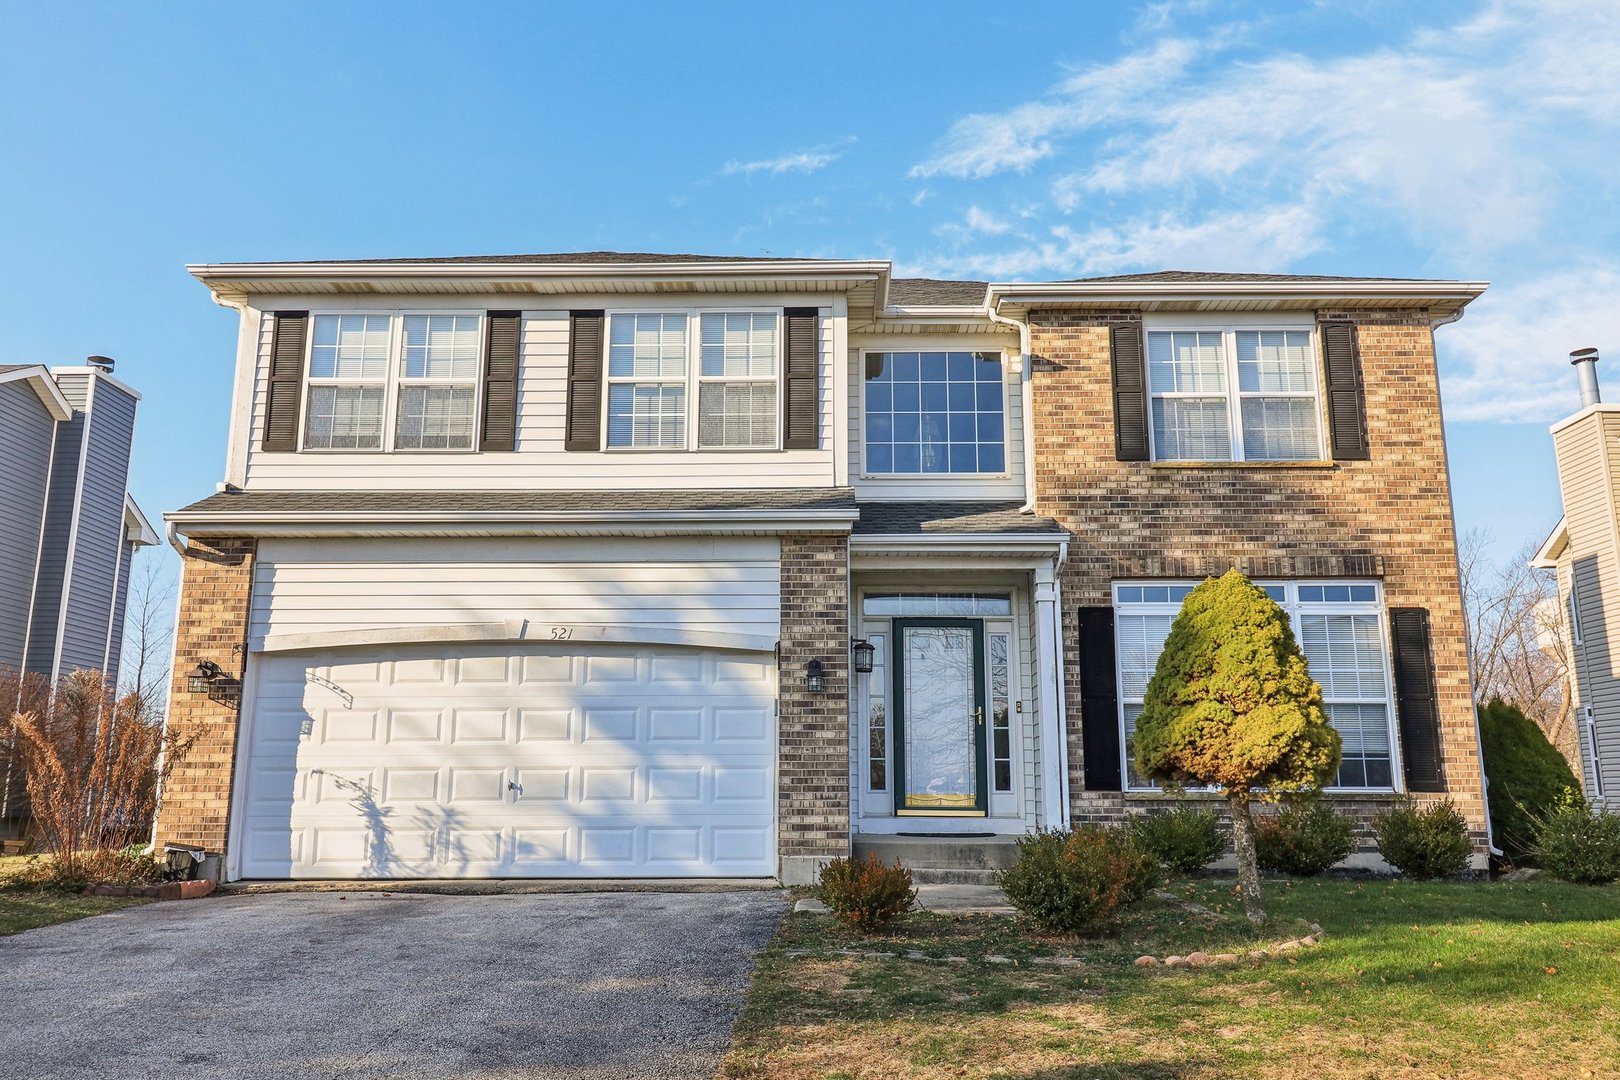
[853, 501, 1065, 536]
[174, 488, 859, 516]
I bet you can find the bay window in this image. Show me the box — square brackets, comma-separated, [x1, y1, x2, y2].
[1113, 580, 1398, 791]
[1147, 327, 1323, 461]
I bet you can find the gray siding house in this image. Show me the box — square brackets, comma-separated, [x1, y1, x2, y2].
[0, 363, 156, 683]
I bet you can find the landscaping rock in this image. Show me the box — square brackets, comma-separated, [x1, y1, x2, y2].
[1187, 951, 1210, 967]
[793, 897, 828, 913]
[1300, 934, 1318, 947]
[1213, 953, 1240, 963]
[1134, 955, 1158, 967]
[1249, 949, 1271, 959]
[983, 955, 1013, 964]
[1164, 955, 1188, 968]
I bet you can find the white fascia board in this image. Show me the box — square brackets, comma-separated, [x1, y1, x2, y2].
[0, 365, 72, 420]
[166, 507, 859, 539]
[988, 279, 1489, 311]
[124, 494, 160, 546]
[258, 621, 778, 656]
[1530, 516, 1568, 569]
[1549, 402, 1620, 436]
[850, 533, 1068, 558]
[51, 366, 143, 401]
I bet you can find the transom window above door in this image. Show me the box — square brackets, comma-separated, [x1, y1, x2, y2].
[863, 351, 1006, 474]
[1146, 328, 1323, 462]
[303, 313, 481, 452]
[605, 311, 780, 451]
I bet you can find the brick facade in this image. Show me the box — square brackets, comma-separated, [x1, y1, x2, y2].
[1027, 309, 1489, 854]
[776, 532, 853, 883]
[152, 537, 255, 858]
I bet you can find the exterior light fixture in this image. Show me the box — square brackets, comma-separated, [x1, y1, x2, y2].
[186, 660, 223, 694]
[806, 659, 825, 693]
[851, 639, 875, 674]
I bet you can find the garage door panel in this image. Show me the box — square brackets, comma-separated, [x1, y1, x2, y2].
[239, 641, 776, 879]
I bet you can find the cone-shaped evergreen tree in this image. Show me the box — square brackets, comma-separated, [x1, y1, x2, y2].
[1134, 569, 1341, 922]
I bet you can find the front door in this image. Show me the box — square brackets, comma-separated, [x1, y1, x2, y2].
[892, 618, 987, 816]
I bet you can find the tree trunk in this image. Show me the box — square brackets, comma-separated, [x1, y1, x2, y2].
[1228, 792, 1266, 925]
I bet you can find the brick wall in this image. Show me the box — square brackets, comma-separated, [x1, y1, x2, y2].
[152, 537, 255, 858]
[777, 532, 852, 883]
[1028, 309, 1489, 852]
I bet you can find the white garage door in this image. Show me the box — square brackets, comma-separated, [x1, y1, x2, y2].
[236, 642, 776, 879]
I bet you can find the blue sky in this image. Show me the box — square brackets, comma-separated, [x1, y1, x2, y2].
[3, 0, 1616, 589]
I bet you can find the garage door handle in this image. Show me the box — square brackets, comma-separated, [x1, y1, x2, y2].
[507, 782, 521, 793]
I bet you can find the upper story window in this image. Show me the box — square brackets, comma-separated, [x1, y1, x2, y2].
[1114, 580, 1396, 791]
[1147, 328, 1322, 462]
[605, 311, 779, 450]
[862, 351, 1006, 475]
[302, 313, 481, 452]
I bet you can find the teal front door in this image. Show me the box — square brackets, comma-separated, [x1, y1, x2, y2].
[891, 618, 987, 816]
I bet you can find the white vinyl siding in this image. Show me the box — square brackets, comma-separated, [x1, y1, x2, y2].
[249, 536, 781, 648]
[1113, 580, 1397, 792]
[243, 300, 836, 490]
[1147, 327, 1323, 462]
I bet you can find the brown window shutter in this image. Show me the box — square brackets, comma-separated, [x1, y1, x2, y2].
[565, 310, 604, 452]
[1077, 606, 1123, 792]
[782, 307, 819, 450]
[1390, 607, 1445, 792]
[1320, 319, 1370, 460]
[262, 311, 309, 453]
[1110, 321, 1149, 461]
[480, 311, 521, 452]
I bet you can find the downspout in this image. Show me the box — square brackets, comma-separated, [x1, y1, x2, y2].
[1430, 305, 1502, 859]
[985, 304, 1037, 513]
[1052, 540, 1071, 827]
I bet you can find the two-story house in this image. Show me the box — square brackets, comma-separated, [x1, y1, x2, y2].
[153, 254, 1492, 883]
[1532, 349, 1620, 804]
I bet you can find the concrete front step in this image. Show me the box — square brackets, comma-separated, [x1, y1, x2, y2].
[853, 834, 1020, 886]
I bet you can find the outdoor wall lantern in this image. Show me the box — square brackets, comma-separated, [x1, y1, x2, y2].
[806, 659, 825, 693]
[186, 660, 223, 694]
[851, 639, 875, 674]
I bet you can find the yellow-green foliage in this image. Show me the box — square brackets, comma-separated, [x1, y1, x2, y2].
[1134, 569, 1342, 796]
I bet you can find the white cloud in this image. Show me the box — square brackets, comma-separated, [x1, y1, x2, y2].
[724, 139, 854, 176]
[1441, 264, 1620, 423]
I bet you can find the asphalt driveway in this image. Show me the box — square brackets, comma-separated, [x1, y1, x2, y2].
[0, 889, 786, 1079]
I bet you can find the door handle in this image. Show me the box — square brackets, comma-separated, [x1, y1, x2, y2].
[975, 706, 983, 727]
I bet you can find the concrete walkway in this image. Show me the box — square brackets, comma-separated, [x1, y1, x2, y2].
[0, 889, 785, 1079]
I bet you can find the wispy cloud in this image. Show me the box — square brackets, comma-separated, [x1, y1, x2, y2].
[723, 138, 855, 177]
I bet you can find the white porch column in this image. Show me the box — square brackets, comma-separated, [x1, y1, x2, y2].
[1034, 563, 1069, 829]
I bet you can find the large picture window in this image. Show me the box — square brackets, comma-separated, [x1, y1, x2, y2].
[863, 351, 1006, 474]
[1147, 327, 1322, 462]
[1113, 580, 1396, 791]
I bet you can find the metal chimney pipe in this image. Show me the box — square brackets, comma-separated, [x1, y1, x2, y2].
[86, 354, 115, 372]
[1572, 347, 1601, 407]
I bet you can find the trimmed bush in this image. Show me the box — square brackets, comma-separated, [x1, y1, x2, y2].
[1478, 698, 1580, 863]
[1254, 802, 1356, 876]
[1128, 806, 1226, 874]
[818, 854, 916, 932]
[996, 825, 1161, 934]
[1534, 789, 1620, 885]
[1372, 797, 1473, 879]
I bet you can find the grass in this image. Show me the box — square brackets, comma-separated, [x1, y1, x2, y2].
[724, 877, 1620, 1079]
[0, 854, 150, 936]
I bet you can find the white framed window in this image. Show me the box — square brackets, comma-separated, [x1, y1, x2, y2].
[301, 312, 484, 452]
[862, 350, 1007, 475]
[1113, 580, 1398, 791]
[1146, 327, 1323, 462]
[604, 310, 782, 451]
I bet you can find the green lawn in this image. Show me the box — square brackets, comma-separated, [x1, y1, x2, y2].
[0, 855, 150, 936]
[724, 878, 1620, 1079]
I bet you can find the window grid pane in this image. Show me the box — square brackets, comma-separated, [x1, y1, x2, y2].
[1148, 331, 1225, 392]
[698, 382, 777, 448]
[396, 386, 476, 450]
[304, 385, 385, 450]
[609, 314, 688, 378]
[700, 312, 777, 378]
[311, 315, 391, 379]
[1152, 398, 1231, 460]
[991, 633, 1012, 792]
[607, 383, 686, 448]
[1241, 398, 1320, 460]
[867, 634, 887, 791]
[1237, 330, 1313, 392]
[865, 351, 1005, 474]
[402, 315, 481, 379]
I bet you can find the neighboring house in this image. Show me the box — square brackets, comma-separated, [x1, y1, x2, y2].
[152, 254, 1492, 883]
[0, 361, 156, 682]
[1532, 350, 1619, 803]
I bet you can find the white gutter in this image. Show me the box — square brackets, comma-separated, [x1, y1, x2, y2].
[984, 306, 1036, 513]
[989, 279, 1490, 311]
[165, 507, 861, 540]
[188, 259, 890, 284]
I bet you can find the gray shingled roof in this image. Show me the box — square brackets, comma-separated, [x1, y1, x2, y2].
[239, 251, 848, 267]
[888, 278, 987, 306]
[0, 364, 35, 374]
[1061, 270, 1449, 284]
[175, 488, 858, 516]
[853, 501, 1065, 536]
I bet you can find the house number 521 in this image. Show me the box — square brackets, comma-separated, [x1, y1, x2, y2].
[549, 626, 572, 640]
